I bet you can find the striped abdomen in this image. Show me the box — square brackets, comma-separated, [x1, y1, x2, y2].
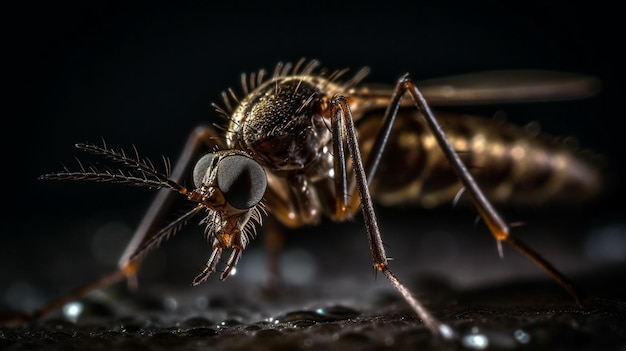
[358, 110, 602, 208]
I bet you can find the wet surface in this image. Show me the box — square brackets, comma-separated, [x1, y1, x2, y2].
[2, 265, 625, 351]
[2, 205, 625, 351]
[2, 194, 624, 351]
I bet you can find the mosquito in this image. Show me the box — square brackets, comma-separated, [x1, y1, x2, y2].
[6, 59, 602, 340]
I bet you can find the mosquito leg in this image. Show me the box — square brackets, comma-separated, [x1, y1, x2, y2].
[118, 125, 226, 282]
[0, 265, 129, 326]
[220, 248, 242, 280]
[388, 75, 583, 304]
[193, 246, 223, 286]
[345, 75, 410, 213]
[330, 99, 350, 218]
[31, 269, 128, 321]
[7, 125, 226, 324]
[330, 96, 456, 341]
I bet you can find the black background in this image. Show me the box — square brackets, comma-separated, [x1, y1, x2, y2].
[1, 1, 623, 315]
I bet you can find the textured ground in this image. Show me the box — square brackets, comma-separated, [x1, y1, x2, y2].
[1, 269, 625, 351]
[2, 209, 625, 351]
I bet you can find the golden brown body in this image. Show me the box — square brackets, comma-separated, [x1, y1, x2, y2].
[359, 110, 601, 208]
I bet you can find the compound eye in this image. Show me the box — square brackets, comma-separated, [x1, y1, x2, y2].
[193, 153, 214, 188]
[217, 155, 267, 210]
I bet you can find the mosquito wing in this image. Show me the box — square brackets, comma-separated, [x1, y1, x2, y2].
[351, 70, 603, 208]
[353, 70, 601, 110]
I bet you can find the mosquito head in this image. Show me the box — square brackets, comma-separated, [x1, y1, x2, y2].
[189, 150, 267, 256]
[192, 151, 266, 210]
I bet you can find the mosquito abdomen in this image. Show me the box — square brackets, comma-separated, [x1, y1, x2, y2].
[359, 110, 603, 209]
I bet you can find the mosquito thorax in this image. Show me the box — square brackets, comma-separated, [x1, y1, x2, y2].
[227, 76, 335, 172]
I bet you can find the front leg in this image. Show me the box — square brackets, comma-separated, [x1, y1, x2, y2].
[14, 125, 226, 323]
[329, 96, 456, 341]
[118, 125, 227, 284]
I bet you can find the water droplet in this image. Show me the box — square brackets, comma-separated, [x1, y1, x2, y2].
[163, 296, 178, 313]
[274, 310, 324, 323]
[438, 323, 456, 341]
[218, 319, 243, 327]
[514, 329, 531, 344]
[182, 316, 213, 328]
[62, 302, 83, 323]
[314, 305, 360, 320]
[461, 333, 489, 349]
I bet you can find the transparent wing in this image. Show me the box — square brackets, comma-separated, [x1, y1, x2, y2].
[354, 70, 601, 109]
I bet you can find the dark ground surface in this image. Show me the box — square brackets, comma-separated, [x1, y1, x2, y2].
[1, 1, 625, 351]
[1, 265, 626, 351]
[2, 210, 625, 351]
